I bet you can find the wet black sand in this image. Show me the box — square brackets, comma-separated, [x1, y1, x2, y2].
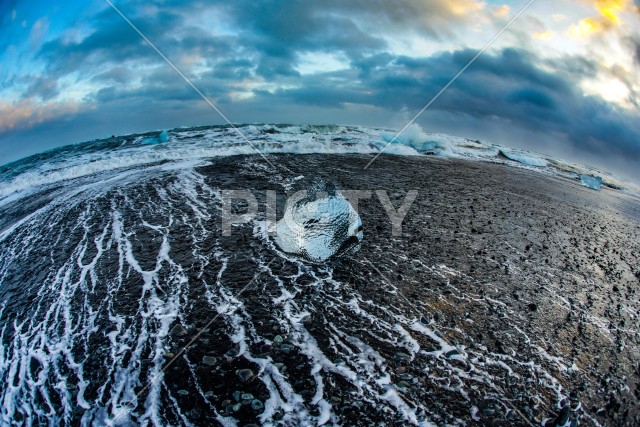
[200, 154, 640, 426]
[1, 153, 639, 426]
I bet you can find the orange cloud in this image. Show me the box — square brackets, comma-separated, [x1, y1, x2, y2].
[448, 0, 485, 16]
[594, 0, 628, 23]
[0, 99, 79, 133]
[532, 30, 554, 40]
[492, 5, 510, 17]
[569, 0, 633, 37]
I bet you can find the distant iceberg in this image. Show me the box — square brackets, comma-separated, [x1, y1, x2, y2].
[143, 129, 169, 144]
[579, 174, 602, 190]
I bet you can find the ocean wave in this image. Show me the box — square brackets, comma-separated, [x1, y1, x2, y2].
[0, 124, 637, 203]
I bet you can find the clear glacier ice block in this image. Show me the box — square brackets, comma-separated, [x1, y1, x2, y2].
[274, 185, 363, 263]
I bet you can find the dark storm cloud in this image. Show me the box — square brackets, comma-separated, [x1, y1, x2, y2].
[25, 0, 479, 100]
[36, 7, 233, 78]
[258, 47, 640, 162]
[24, 76, 59, 100]
[629, 36, 640, 65]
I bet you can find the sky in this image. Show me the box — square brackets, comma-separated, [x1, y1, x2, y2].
[0, 0, 639, 181]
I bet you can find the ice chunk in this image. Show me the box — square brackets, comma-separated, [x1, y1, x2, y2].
[579, 174, 602, 190]
[275, 183, 362, 263]
[143, 130, 169, 144]
[499, 150, 547, 167]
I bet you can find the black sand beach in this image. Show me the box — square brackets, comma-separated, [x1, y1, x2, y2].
[1, 154, 639, 426]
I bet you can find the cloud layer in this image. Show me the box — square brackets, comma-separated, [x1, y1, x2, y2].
[1, 0, 639, 180]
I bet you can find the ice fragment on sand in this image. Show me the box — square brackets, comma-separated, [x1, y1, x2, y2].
[579, 174, 602, 190]
[274, 182, 363, 263]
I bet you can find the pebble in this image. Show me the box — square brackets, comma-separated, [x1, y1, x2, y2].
[300, 390, 314, 401]
[394, 352, 411, 362]
[260, 344, 272, 353]
[280, 344, 294, 352]
[202, 356, 217, 366]
[236, 368, 254, 382]
[177, 390, 189, 396]
[445, 349, 461, 359]
[164, 352, 175, 359]
[170, 324, 188, 337]
[274, 335, 284, 343]
[251, 399, 265, 411]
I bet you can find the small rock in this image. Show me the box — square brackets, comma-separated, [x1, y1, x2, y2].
[394, 352, 411, 362]
[170, 324, 188, 337]
[204, 391, 214, 398]
[241, 393, 254, 401]
[202, 356, 217, 366]
[274, 335, 284, 343]
[546, 406, 570, 426]
[177, 390, 189, 396]
[260, 344, 272, 353]
[300, 390, 314, 401]
[445, 349, 461, 359]
[251, 399, 265, 411]
[164, 352, 175, 359]
[280, 344, 294, 352]
[236, 369, 254, 382]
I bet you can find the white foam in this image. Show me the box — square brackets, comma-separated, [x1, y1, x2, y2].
[2, 123, 635, 205]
